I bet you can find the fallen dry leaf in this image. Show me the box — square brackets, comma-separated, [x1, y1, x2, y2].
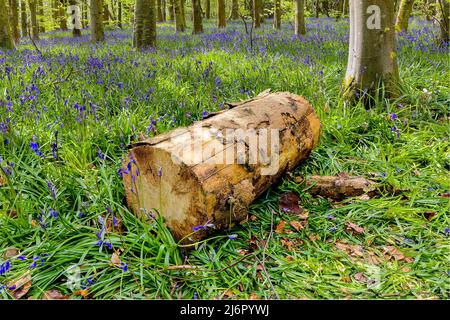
[341, 276, 351, 283]
[110, 252, 122, 267]
[383, 245, 414, 262]
[289, 220, 304, 232]
[335, 241, 364, 257]
[279, 192, 303, 215]
[281, 238, 294, 250]
[345, 221, 365, 235]
[3, 247, 19, 259]
[8, 273, 32, 299]
[275, 220, 286, 234]
[422, 211, 436, 221]
[354, 272, 367, 283]
[75, 289, 89, 297]
[249, 292, 259, 300]
[309, 234, 320, 242]
[223, 289, 234, 299]
[43, 289, 69, 300]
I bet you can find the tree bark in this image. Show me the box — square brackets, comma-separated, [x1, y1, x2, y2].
[122, 91, 321, 243]
[204, 0, 210, 19]
[217, 0, 226, 28]
[0, 0, 15, 49]
[231, 0, 239, 20]
[168, 0, 174, 21]
[20, 0, 27, 37]
[273, 0, 281, 29]
[57, 0, 68, 30]
[395, 0, 414, 32]
[439, 0, 449, 46]
[294, 0, 306, 35]
[29, 0, 39, 40]
[69, 0, 81, 37]
[157, 0, 164, 21]
[342, 0, 400, 104]
[161, 0, 166, 21]
[253, 0, 261, 28]
[9, 0, 20, 42]
[38, 0, 45, 32]
[90, 0, 105, 42]
[133, 0, 157, 48]
[174, 0, 185, 31]
[118, 0, 122, 28]
[192, 0, 203, 33]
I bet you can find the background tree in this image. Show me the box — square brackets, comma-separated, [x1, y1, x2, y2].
[192, 0, 203, 33]
[253, 0, 261, 28]
[168, 0, 174, 21]
[438, 0, 449, 46]
[174, 0, 186, 31]
[20, 0, 27, 36]
[134, 0, 157, 48]
[273, 0, 281, 29]
[29, 0, 40, 40]
[9, 0, 20, 42]
[157, 0, 164, 21]
[38, 0, 45, 32]
[396, 0, 415, 32]
[57, 0, 68, 30]
[91, 0, 105, 42]
[294, 0, 306, 35]
[342, 0, 400, 103]
[69, 0, 82, 37]
[204, 0, 210, 19]
[217, 0, 226, 28]
[231, 0, 239, 20]
[0, 0, 15, 49]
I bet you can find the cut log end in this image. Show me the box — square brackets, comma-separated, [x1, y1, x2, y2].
[123, 91, 321, 243]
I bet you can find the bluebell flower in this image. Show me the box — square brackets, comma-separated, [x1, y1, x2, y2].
[445, 227, 450, 235]
[98, 148, 105, 160]
[47, 181, 57, 200]
[120, 262, 128, 272]
[228, 234, 238, 240]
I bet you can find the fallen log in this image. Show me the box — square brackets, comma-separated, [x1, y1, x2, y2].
[122, 90, 321, 244]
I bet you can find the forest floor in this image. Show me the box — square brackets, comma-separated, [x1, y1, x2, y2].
[0, 19, 449, 299]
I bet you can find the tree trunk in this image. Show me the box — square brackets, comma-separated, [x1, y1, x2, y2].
[118, 0, 122, 28]
[322, 0, 329, 17]
[204, 0, 210, 19]
[294, 0, 306, 35]
[69, 0, 82, 37]
[0, 0, 15, 49]
[342, 0, 400, 104]
[180, 0, 186, 27]
[9, 0, 20, 42]
[231, 0, 239, 20]
[273, 0, 281, 29]
[174, 0, 185, 31]
[38, 0, 45, 32]
[161, 0, 166, 21]
[168, 0, 174, 21]
[253, 0, 261, 28]
[20, 0, 27, 37]
[217, 0, 226, 28]
[133, 0, 157, 48]
[122, 91, 321, 244]
[192, 0, 203, 33]
[395, 0, 414, 32]
[103, 3, 110, 25]
[29, 0, 39, 40]
[439, 0, 449, 46]
[90, 0, 105, 42]
[157, 0, 164, 21]
[58, 0, 68, 30]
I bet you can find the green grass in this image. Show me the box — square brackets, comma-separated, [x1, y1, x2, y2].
[0, 18, 449, 299]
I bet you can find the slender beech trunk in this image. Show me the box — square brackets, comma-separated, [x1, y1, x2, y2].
[20, 0, 27, 37]
[205, 0, 210, 19]
[29, 0, 39, 40]
[395, 0, 414, 32]
[439, 0, 449, 46]
[0, 0, 15, 49]
[168, 0, 174, 21]
[133, 0, 157, 48]
[9, 0, 20, 42]
[253, 0, 261, 28]
[157, 0, 164, 21]
[273, 0, 281, 29]
[162, 0, 166, 21]
[174, 0, 185, 31]
[231, 0, 239, 20]
[342, 0, 400, 103]
[217, 0, 226, 28]
[69, 0, 81, 37]
[118, 0, 122, 27]
[38, 0, 45, 32]
[294, 0, 306, 35]
[180, 0, 186, 27]
[103, 3, 110, 25]
[58, 0, 68, 30]
[192, 0, 203, 33]
[91, 0, 105, 42]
